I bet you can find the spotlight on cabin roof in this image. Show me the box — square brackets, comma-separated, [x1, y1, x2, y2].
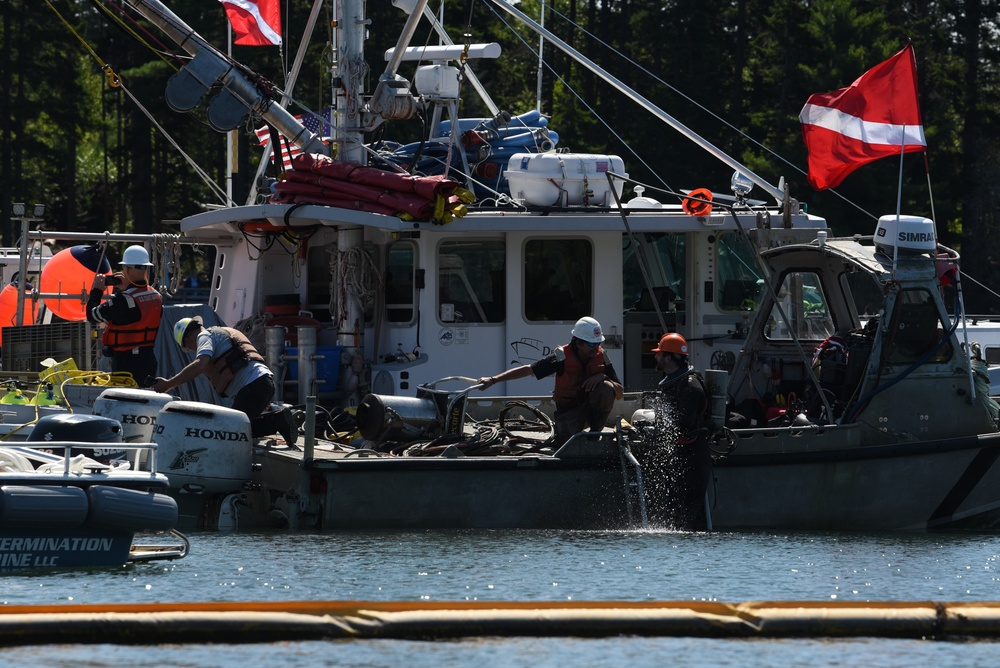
[874, 215, 937, 256]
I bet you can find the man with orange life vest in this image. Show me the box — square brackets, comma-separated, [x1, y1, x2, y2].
[86, 245, 162, 387]
[650, 332, 712, 531]
[151, 316, 298, 447]
[477, 316, 624, 445]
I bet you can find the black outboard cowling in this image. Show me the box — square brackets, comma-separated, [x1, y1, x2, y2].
[27, 413, 126, 464]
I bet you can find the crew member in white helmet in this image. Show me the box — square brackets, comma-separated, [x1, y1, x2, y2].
[86, 245, 162, 386]
[151, 316, 298, 447]
[478, 316, 624, 445]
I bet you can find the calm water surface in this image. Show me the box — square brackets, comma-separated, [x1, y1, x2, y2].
[3, 529, 1000, 666]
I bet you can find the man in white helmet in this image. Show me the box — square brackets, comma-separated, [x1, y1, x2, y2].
[86, 245, 162, 386]
[477, 316, 624, 445]
[151, 316, 298, 447]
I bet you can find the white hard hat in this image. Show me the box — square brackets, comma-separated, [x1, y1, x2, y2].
[570, 316, 605, 343]
[173, 316, 202, 349]
[120, 245, 153, 267]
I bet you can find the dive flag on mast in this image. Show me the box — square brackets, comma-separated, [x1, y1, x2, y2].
[799, 44, 925, 190]
[220, 0, 282, 47]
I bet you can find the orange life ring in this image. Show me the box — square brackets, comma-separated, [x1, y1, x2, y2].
[681, 188, 713, 216]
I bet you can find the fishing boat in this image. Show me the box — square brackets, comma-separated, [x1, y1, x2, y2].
[709, 216, 1000, 530]
[36, 0, 999, 531]
[0, 412, 188, 570]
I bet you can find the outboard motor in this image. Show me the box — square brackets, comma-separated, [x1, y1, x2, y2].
[27, 413, 126, 464]
[153, 401, 252, 494]
[92, 388, 175, 470]
[92, 388, 175, 442]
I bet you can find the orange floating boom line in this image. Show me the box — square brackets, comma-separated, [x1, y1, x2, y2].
[0, 600, 999, 645]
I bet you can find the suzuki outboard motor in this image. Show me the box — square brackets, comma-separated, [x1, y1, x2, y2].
[27, 413, 125, 464]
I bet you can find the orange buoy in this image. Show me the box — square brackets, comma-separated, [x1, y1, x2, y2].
[681, 187, 713, 217]
[0, 280, 37, 345]
[39, 245, 111, 321]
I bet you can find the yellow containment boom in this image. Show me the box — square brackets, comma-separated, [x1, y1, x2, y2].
[0, 600, 999, 645]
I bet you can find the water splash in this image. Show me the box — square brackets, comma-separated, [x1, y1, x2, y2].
[635, 394, 709, 531]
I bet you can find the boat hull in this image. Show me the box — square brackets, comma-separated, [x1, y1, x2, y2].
[173, 432, 656, 531]
[710, 428, 1000, 531]
[0, 527, 133, 570]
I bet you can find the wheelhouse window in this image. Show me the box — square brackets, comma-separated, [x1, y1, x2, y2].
[524, 239, 593, 321]
[716, 231, 764, 312]
[385, 241, 416, 325]
[623, 233, 686, 312]
[764, 271, 835, 341]
[437, 240, 505, 324]
[886, 288, 953, 364]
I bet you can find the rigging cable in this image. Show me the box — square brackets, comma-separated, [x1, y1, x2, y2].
[53, 0, 232, 206]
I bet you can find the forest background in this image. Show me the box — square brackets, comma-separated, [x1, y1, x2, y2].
[2, 0, 999, 309]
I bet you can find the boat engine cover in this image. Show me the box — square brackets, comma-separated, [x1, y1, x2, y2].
[153, 401, 252, 494]
[28, 413, 123, 443]
[92, 388, 175, 443]
[27, 413, 127, 464]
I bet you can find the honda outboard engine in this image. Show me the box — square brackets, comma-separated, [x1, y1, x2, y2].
[153, 401, 252, 494]
[92, 388, 175, 442]
[92, 388, 175, 470]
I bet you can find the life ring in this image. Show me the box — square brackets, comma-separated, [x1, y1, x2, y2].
[681, 188, 713, 216]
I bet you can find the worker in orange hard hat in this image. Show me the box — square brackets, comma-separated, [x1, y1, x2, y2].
[649, 332, 712, 531]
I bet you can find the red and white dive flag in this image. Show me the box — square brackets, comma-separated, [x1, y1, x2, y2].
[220, 0, 282, 47]
[799, 44, 925, 190]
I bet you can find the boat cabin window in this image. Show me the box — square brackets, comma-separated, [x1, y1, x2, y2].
[716, 232, 764, 312]
[524, 239, 593, 321]
[764, 271, 835, 341]
[385, 241, 416, 325]
[886, 288, 953, 364]
[437, 240, 505, 324]
[623, 233, 686, 312]
[844, 269, 883, 320]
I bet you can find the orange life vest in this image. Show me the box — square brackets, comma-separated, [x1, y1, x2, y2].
[552, 344, 605, 408]
[204, 327, 265, 397]
[101, 285, 163, 351]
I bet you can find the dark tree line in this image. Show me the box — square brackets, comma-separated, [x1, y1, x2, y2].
[3, 0, 1000, 309]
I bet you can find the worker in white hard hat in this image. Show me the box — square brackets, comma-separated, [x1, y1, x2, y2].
[86, 245, 162, 386]
[151, 316, 298, 448]
[477, 316, 624, 445]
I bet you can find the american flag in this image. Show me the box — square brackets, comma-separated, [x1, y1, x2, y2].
[254, 108, 333, 171]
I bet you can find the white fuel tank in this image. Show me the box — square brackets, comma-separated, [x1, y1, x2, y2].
[505, 152, 627, 207]
[153, 401, 253, 494]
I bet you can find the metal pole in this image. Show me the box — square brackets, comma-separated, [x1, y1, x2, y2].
[15, 213, 29, 326]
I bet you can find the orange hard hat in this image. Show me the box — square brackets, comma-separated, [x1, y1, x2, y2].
[652, 333, 688, 355]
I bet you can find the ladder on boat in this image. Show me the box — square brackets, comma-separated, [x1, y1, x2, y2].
[616, 420, 648, 529]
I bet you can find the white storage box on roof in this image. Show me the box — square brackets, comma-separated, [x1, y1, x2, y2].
[505, 152, 627, 207]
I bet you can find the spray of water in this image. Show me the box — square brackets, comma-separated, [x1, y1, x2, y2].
[636, 393, 707, 531]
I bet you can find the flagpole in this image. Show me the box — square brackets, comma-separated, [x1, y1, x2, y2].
[892, 125, 907, 277]
[226, 20, 234, 207]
